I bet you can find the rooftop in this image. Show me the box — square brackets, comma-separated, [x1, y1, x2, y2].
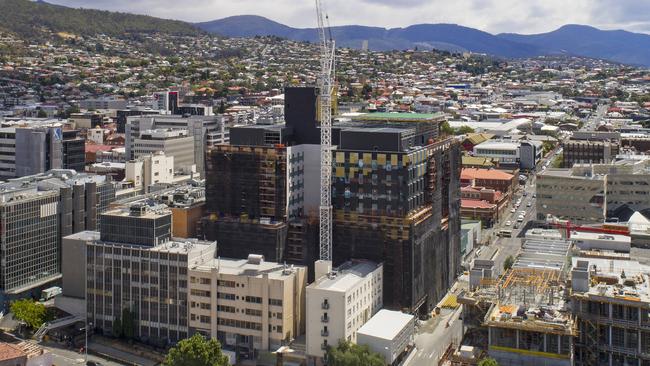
[357, 310, 414, 340]
[309, 260, 381, 293]
[461, 168, 514, 181]
[351, 112, 445, 122]
[191, 254, 303, 280]
[0, 343, 25, 361]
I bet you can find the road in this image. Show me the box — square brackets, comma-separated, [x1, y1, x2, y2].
[408, 306, 464, 366]
[42, 343, 126, 366]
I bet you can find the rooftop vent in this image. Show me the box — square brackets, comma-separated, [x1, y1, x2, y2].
[247, 254, 264, 265]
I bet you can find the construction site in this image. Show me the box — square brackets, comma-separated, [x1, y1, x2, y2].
[458, 238, 577, 366]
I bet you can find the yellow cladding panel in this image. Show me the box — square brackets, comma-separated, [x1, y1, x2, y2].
[404, 154, 410, 165]
[336, 167, 345, 177]
[349, 168, 357, 178]
[336, 152, 345, 163]
[377, 154, 386, 165]
[363, 153, 372, 164]
[350, 153, 359, 164]
[391, 154, 398, 166]
[363, 168, 372, 176]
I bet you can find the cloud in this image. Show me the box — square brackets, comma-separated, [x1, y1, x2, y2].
[44, 0, 650, 34]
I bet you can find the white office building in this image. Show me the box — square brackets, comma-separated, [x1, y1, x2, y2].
[305, 260, 383, 362]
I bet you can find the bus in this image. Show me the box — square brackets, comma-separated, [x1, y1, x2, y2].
[499, 229, 513, 238]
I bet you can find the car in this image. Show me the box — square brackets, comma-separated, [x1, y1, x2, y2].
[527, 202, 532, 207]
[522, 191, 528, 197]
[514, 223, 520, 229]
[505, 220, 512, 226]
[510, 208, 516, 213]
[532, 193, 537, 198]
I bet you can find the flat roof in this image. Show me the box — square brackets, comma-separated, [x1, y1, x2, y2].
[352, 112, 445, 122]
[357, 310, 414, 340]
[570, 231, 631, 243]
[192, 256, 304, 280]
[309, 261, 381, 292]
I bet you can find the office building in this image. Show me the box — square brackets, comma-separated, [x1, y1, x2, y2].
[0, 189, 60, 310]
[188, 254, 307, 358]
[69, 113, 103, 129]
[537, 156, 650, 224]
[126, 114, 228, 176]
[80, 97, 128, 111]
[563, 140, 620, 168]
[306, 261, 383, 361]
[0, 170, 116, 309]
[130, 129, 196, 174]
[124, 152, 175, 192]
[0, 124, 85, 180]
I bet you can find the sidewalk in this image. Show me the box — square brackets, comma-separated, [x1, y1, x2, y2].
[90, 341, 160, 366]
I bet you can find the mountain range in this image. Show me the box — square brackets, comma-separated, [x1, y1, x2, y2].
[196, 15, 650, 67]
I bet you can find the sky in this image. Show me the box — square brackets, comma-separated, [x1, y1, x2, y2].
[46, 0, 650, 35]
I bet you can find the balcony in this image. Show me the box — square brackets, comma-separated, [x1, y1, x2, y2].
[321, 302, 330, 310]
[321, 343, 329, 350]
[321, 329, 329, 337]
[321, 316, 329, 323]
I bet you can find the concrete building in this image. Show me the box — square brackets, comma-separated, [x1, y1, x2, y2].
[80, 97, 128, 111]
[472, 139, 542, 170]
[356, 310, 415, 365]
[125, 114, 228, 176]
[130, 129, 196, 174]
[537, 156, 650, 224]
[69, 113, 103, 129]
[0, 189, 60, 310]
[124, 152, 175, 192]
[570, 231, 631, 252]
[306, 261, 383, 361]
[571, 258, 650, 366]
[187, 254, 306, 358]
[562, 139, 619, 168]
[0, 124, 85, 179]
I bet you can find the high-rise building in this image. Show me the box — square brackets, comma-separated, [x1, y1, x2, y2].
[0, 170, 116, 309]
[331, 113, 461, 313]
[0, 124, 86, 180]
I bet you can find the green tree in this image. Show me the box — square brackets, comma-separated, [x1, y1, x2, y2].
[326, 341, 384, 366]
[121, 308, 136, 340]
[440, 121, 454, 136]
[455, 126, 475, 135]
[10, 299, 50, 329]
[163, 334, 229, 366]
[36, 109, 48, 118]
[503, 255, 515, 271]
[478, 357, 499, 366]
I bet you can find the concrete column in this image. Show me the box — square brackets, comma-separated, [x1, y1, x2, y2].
[262, 273, 270, 351]
[557, 334, 561, 354]
[211, 268, 218, 339]
[516, 329, 520, 349]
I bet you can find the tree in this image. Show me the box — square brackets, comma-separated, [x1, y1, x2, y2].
[163, 334, 229, 366]
[10, 299, 50, 329]
[455, 126, 475, 135]
[503, 255, 515, 271]
[326, 341, 384, 366]
[121, 308, 136, 341]
[36, 109, 48, 118]
[440, 121, 454, 136]
[478, 357, 499, 366]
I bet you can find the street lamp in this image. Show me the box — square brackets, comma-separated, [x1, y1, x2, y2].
[85, 321, 93, 363]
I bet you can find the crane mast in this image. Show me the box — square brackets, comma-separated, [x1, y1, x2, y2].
[316, 0, 335, 263]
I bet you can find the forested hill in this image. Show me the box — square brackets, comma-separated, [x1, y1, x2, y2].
[0, 0, 202, 39]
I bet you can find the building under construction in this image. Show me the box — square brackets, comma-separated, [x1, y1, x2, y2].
[460, 239, 577, 366]
[202, 89, 462, 310]
[331, 113, 461, 314]
[571, 257, 650, 366]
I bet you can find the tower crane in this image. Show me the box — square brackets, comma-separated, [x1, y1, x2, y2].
[316, 0, 335, 266]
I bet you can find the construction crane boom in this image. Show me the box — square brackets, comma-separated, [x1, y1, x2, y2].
[316, 0, 335, 262]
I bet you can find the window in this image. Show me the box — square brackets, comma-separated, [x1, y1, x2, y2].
[277, 325, 283, 334]
[269, 298, 283, 306]
[217, 292, 235, 300]
[200, 315, 211, 324]
[245, 296, 263, 304]
[276, 312, 283, 319]
[199, 278, 211, 285]
[217, 280, 236, 288]
[190, 289, 210, 297]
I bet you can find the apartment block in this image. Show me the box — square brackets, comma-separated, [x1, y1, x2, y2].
[306, 261, 383, 361]
[187, 254, 306, 358]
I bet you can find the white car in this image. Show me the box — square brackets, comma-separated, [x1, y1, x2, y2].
[510, 208, 516, 213]
[527, 202, 532, 207]
[505, 220, 512, 226]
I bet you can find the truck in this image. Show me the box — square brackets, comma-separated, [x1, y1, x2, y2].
[40, 286, 62, 302]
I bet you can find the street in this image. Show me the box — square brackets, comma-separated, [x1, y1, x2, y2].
[408, 306, 464, 366]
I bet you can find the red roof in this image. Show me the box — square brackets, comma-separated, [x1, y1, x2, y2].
[85, 144, 114, 153]
[0, 343, 25, 361]
[461, 168, 514, 181]
[461, 199, 496, 209]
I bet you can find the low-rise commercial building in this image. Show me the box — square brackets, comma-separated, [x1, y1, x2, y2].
[356, 310, 415, 365]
